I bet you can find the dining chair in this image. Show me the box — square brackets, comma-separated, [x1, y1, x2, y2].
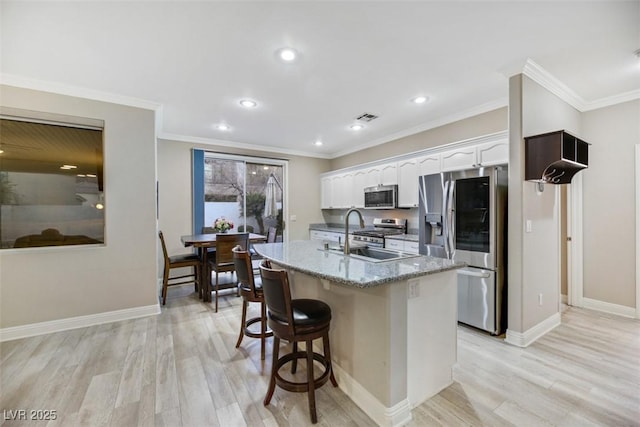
[232, 245, 273, 360]
[201, 226, 217, 260]
[159, 231, 201, 305]
[208, 232, 249, 312]
[266, 226, 277, 243]
[250, 226, 277, 270]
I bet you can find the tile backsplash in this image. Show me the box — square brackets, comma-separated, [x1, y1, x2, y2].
[321, 208, 419, 234]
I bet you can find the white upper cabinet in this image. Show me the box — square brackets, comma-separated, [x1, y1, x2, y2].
[364, 162, 398, 188]
[319, 132, 507, 210]
[417, 153, 441, 176]
[397, 158, 419, 207]
[380, 162, 398, 185]
[352, 169, 367, 208]
[476, 139, 509, 166]
[441, 146, 477, 171]
[320, 176, 332, 209]
[441, 138, 508, 171]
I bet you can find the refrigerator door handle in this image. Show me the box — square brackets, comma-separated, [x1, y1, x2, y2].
[458, 268, 492, 279]
[445, 179, 455, 259]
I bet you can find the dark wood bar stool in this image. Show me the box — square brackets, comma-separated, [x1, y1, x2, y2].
[232, 245, 273, 360]
[259, 259, 338, 424]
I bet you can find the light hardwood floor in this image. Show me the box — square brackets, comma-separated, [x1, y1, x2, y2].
[1, 284, 639, 426]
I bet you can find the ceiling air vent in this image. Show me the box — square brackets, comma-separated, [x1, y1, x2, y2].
[355, 112, 379, 122]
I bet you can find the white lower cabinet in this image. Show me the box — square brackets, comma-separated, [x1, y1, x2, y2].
[385, 237, 419, 254]
[310, 230, 351, 244]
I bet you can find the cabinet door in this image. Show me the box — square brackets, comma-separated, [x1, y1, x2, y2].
[365, 167, 381, 188]
[341, 173, 355, 208]
[417, 153, 441, 176]
[385, 238, 404, 251]
[405, 241, 419, 254]
[380, 162, 398, 185]
[397, 159, 418, 207]
[352, 169, 367, 208]
[477, 139, 508, 167]
[310, 230, 326, 240]
[441, 147, 477, 171]
[320, 176, 332, 209]
[331, 174, 345, 208]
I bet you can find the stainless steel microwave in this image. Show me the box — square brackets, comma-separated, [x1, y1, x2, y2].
[364, 184, 397, 209]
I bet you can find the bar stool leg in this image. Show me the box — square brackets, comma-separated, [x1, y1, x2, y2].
[260, 301, 267, 360]
[291, 341, 298, 374]
[306, 339, 317, 424]
[323, 332, 338, 387]
[235, 299, 248, 348]
[264, 336, 280, 406]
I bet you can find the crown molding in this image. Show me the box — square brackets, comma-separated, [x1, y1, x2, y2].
[522, 59, 586, 111]
[522, 58, 640, 112]
[0, 74, 162, 111]
[581, 88, 640, 111]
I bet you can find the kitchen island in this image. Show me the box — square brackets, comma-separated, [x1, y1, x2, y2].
[253, 240, 464, 427]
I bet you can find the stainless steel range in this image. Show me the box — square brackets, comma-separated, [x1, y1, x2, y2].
[352, 218, 407, 248]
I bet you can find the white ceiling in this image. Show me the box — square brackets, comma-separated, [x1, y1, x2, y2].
[1, 1, 639, 158]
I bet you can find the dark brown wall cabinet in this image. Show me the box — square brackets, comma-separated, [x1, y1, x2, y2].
[524, 130, 589, 184]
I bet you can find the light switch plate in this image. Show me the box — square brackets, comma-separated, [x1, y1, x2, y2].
[526, 220, 532, 233]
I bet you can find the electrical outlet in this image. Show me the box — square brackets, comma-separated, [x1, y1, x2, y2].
[538, 293, 543, 306]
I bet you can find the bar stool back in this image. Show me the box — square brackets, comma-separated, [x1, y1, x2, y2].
[259, 259, 338, 424]
[232, 245, 273, 360]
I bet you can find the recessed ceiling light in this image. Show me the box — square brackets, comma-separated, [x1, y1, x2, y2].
[350, 124, 364, 131]
[0, 149, 4, 154]
[239, 99, 257, 108]
[314, 140, 323, 146]
[278, 47, 298, 62]
[412, 96, 429, 104]
[216, 124, 230, 131]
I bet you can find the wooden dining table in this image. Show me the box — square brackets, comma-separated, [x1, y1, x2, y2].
[181, 232, 267, 302]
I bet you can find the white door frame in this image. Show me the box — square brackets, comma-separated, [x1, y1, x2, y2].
[636, 145, 640, 318]
[567, 173, 584, 308]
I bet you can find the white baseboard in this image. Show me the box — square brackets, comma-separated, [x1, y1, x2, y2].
[0, 304, 161, 342]
[332, 362, 412, 427]
[582, 297, 637, 319]
[505, 312, 561, 347]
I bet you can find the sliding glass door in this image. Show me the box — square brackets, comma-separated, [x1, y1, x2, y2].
[193, 150, 286, 241]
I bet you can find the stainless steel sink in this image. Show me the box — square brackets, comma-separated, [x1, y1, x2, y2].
[319, 245, 420, 263]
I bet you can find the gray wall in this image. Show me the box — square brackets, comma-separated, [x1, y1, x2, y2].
[511, 75, 582, 332]
[156, 138, 331, 260]
[0, 85, 158, 329]
[582, 100, 639, 307]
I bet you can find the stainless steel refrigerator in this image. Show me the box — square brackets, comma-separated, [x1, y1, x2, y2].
[418, 166, 507, 335]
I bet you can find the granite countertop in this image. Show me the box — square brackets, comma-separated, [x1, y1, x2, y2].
[254, 240, 463, 288]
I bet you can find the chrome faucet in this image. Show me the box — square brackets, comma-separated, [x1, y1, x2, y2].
[344, 208, 365, 255]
